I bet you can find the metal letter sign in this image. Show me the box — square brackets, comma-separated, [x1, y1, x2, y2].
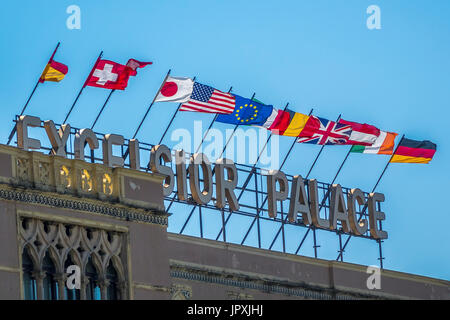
[13, 115, 388, 264]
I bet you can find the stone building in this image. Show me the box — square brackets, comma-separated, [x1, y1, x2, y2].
[0, 144, 448, 300]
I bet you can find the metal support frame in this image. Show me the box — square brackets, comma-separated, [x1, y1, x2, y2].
[12, 117, 384, 267]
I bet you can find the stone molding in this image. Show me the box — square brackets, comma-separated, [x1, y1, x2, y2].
[0, 185, 168, 226]
[169, 264, 380, 300]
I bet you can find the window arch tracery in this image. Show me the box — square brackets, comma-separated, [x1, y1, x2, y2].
[20, 217, 127, 300]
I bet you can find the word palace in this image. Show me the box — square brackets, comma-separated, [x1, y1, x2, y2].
[15, 115, 387, 240]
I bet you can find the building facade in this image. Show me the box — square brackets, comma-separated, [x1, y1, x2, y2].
[0, 145, 448, 300]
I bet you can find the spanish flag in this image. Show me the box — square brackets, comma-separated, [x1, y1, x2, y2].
[39, 60, 68, 83]
[390, 138, 436, 164]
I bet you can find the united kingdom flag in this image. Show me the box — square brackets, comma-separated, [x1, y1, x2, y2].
[297, 116, 352, 145]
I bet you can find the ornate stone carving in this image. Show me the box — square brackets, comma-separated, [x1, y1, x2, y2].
[0, 186, 168, 226]
[16, 157, 29, 181]
[37, 162, 50, 186]
[19, 216, 128, 299]
[59, 165, 72, 189]
[170, 284, 192, 300]
[227, 291, 254, 300]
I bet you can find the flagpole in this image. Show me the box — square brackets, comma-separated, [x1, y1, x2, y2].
[164, 85, 233, 215]
[294, 143, 353, 257]
[214, 102, 290, 241]
[253, 102, 290, 166]
[304, 114, 342, 178]
[90, 89, 115, 130]
[131, 69, 171, 140]
[121, 69, 171, 161]
[253, 111, 342, 254]
[258, 107, 320, 249]
[87, 88, 115, 163]
[158, 76, 197, 145]
[178, 92, 256, 236]
[239, 107, 319, 247]
[335, 134, 405, 261]
[278, 108, 315, 171]
[217, 92, 256, 159]
[6, 42, 61, 145]
[62, 51, 103, 124]
[369, 134, 405, 193]
[317, 146, 352, 208]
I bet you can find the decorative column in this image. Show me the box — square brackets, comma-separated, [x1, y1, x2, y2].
[80, 277, 88, 300]
[99, 278, 109, 300]
[33, 271, 46, 300]
[118, 280, 128, 300]
[54, 273, 66, 300]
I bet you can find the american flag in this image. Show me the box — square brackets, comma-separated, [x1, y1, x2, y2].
[297, 116, 352, 145]
[180, 82, 235, 114]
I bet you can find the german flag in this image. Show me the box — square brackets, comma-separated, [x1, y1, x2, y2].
[39, 60, 68, 83]
[390, 138, 436, 164]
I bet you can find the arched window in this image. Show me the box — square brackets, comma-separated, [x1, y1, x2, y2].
[42, 252, 58, 300]
[85, 257, 101, 300]
[64, 254, 80, 300]
[106, 260, 119, 300]
[22, 248, 37, 300]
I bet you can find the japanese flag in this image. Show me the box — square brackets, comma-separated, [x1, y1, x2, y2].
[155, 76, 194, 103]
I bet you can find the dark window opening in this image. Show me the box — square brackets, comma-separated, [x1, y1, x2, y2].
[64, 254, 80, 300]
[106, 260, 119, 300]
[22, 248, 37, 300]
[42, 252, 58, 300]
[85, 257, 101, 300]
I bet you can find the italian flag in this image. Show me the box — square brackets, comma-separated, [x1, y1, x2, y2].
[351, 131, 398, 155]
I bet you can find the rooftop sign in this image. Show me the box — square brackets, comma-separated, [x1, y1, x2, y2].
[13, 115, 388, 241]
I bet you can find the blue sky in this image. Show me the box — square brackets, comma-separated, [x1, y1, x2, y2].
[0, 0, 449, 281]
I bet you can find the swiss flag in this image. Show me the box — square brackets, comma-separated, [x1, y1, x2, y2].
[85, 59, 151, 90]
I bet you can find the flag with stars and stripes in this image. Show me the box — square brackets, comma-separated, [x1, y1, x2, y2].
[180, 82, 235, 114]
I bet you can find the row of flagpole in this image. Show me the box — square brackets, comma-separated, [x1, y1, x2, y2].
[7, 43, 402, 264]
[10, 42, 396, 197]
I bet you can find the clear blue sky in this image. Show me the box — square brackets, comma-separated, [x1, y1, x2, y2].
[0, 0, 449, 281]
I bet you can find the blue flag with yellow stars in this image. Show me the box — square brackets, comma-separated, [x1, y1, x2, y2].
[216, 95, 273, 125]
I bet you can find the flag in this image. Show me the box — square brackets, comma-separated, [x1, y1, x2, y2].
[339, 119, 380, 146]
[155, 76, 194, 103]
[390, 138, 436, 164]
[216, 95, 273, 125]
[126, 59, 152, 71]
[351, 131, 398, 155]
[297, 116, 352, 145]
[179, 82, 235, 114]
[262, 109, 310, 137]
[39, 60, 68, 83]
[85, 59, 149, 90]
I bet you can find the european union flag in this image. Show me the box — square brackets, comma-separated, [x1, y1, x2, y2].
[216, 95, 273, 126]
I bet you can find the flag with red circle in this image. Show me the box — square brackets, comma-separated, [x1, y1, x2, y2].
[155, 76, 194, 103]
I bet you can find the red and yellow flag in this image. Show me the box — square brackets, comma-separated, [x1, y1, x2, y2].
[39, 60, 68, 83]
[263, 109, 310, 137]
